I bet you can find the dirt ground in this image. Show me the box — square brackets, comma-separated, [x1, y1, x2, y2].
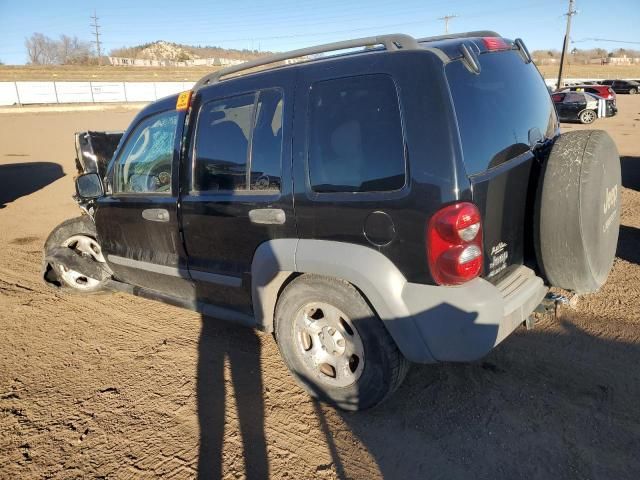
[0, 96, 639, 480]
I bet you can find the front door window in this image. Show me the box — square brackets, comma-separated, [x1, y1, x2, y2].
[114, 110, 178, 194]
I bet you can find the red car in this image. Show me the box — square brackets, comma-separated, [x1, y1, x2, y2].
[561, 84, 616, 101]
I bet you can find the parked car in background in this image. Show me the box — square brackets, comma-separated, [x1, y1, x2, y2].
[600, 80, 639, 94]
[560, 84, 616, 101]
[551, 91, 614, 123]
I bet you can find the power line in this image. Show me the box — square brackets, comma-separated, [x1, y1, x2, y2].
[90, 10, 102, 65]
[573, 37, 640, 45]
[437, 14, 458, 34]
[556, 0, 577, 90]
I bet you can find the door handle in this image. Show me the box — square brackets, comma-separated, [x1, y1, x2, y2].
[142, 208, 170, 222]
[249, 208, 286, 225]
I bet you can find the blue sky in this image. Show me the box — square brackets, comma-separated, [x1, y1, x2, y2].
[1, 0, 638, 64]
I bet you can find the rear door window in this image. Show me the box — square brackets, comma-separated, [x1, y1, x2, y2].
[307, 74, 406, 193]
[564, 92, 585, 103]
[193, 93, 254, 191]
[250, 89, 283, 191]
[193, 89, 283, 192]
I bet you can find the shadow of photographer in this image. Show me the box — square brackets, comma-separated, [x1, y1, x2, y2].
[196, 319, 268, 480]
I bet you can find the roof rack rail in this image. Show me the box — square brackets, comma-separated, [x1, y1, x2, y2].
[418, 30, 501, 43]
[194, 33, 420, 89]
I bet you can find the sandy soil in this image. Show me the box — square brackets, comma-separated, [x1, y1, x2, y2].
[0, 97, 639, 480]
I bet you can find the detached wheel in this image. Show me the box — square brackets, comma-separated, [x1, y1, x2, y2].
[579, 109, 596, 124]
[43, 216, 109, 293]
[535, 130, 621, 293]
[275, 274, 409, 411]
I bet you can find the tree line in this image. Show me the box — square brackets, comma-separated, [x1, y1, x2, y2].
[25, 33, 96, 65]
[532, 47, 640, 64]
[20, 32, 640, 67]
[23, 33, 269, 66]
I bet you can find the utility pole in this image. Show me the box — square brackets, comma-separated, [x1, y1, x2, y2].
[438, 14, 458, 34]
[556, 0, 577, 91]
[90, 10, 102, 66]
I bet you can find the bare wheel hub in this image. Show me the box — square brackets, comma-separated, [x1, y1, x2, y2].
[293, 302, 365, 388]
[58, 235, 105, 290]
[318, 326, 346, 356]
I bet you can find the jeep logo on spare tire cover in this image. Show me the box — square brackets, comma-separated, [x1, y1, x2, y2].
[535, 130, 621, 294]
[603, 184, 619, 234]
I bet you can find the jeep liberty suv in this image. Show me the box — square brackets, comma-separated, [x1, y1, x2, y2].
[43, 32, 621, 410]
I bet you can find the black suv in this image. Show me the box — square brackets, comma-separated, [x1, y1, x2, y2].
[44, 32, 621, 410]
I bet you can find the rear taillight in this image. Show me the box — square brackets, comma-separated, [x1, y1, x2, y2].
[427, 202, 483, 285]
[482, 37, 510, 51]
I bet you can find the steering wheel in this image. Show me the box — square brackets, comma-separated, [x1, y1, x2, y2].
[147, 161, 172, 192]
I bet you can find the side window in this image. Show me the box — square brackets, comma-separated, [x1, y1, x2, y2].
[250, 90, 283, 191]
[565, 92, 584, 103]
[308, 74, 406, 193]
[115, 110, 177, 194]
[193, 89, 283, 192]
[194, 93, 254, 191]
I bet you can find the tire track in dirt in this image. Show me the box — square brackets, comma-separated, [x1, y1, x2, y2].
[0, 242, 373, 479]
[2, 102, 640, 479]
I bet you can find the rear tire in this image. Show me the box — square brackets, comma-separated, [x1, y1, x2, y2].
[274, 274, 409, 411]
[43, 216, 109, 293]
[579, 109, 596, 124]
[534, 130, 621, 293]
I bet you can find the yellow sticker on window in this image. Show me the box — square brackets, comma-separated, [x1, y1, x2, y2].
[176, 90, 192, 111]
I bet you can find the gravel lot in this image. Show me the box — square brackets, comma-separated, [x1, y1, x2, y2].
[0, 97, 639, 480]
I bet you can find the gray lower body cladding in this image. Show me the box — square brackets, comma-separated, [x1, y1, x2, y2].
[401, 266, 547, 362]
[252, 240, 548, 364]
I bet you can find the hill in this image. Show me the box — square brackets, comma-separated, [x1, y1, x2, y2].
[109, 41, 271, 62]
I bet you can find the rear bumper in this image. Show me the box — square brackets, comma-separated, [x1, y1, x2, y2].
[395, 266, 547, 363]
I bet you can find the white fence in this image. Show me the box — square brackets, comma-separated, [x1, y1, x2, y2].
[0, 81, 196, 106]
[0, 78, 634, 106]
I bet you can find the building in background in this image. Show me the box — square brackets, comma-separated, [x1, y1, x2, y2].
[108, 56, 245, 67]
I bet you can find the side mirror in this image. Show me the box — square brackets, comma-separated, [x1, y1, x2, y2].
[75, 173, 104, 200]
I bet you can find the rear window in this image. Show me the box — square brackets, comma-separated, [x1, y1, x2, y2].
[446, 50, 556, 175]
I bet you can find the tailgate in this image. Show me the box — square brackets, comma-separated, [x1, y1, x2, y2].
[445, 48, 557, 283]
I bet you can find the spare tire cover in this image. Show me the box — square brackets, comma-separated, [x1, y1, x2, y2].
[535, 130, 621, 293]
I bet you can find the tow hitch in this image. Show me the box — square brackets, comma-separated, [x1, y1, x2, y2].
[527, 292, 571, 329]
